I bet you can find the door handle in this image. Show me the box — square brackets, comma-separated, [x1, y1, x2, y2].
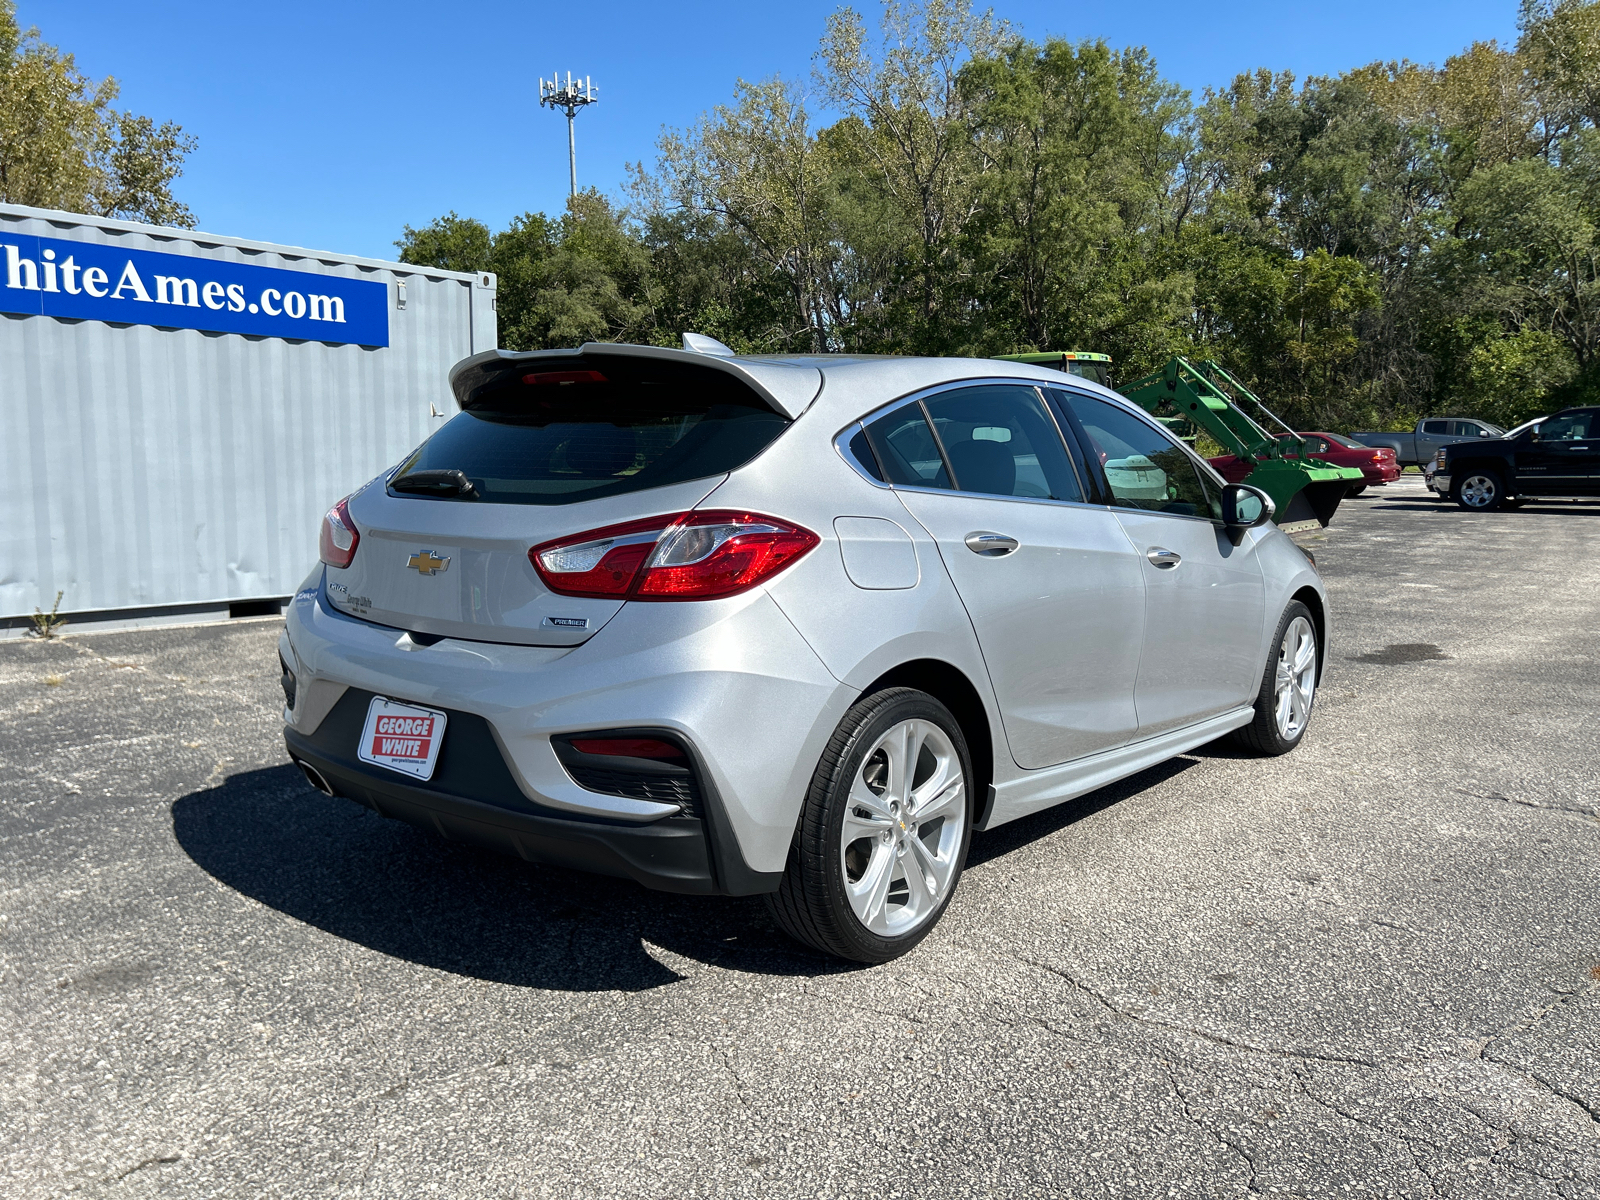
[1147, 547, 1182, 569]
[964, 531, 1019, 557]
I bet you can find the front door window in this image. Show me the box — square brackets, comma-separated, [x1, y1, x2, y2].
[1059, 393, 1221, 520]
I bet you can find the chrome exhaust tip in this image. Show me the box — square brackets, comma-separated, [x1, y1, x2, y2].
[295, 759, 336, 797]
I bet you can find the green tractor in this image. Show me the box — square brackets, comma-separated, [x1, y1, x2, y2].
[996, 351, 1364, 532]
[995, 350, 1114, 389]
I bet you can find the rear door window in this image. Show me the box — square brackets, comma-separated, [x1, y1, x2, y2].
[391, 368, 789, 506]
[922, 386, 1083, 501]
[1421, 420, 1449, 435]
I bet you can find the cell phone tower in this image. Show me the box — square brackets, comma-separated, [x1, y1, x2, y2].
[539, 72, 598, 198]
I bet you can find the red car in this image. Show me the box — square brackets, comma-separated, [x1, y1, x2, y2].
[1209, 432, 1400, 494]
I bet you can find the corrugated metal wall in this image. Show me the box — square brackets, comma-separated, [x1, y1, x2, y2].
[0, 204, 496, 620]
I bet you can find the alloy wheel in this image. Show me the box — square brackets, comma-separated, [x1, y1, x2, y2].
[839, 719, 966, 937]
[1459, 474, 1498, 509]
[1274, 616, 1317, 742]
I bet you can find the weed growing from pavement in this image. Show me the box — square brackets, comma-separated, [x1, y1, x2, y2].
[29, 591, 67, 639]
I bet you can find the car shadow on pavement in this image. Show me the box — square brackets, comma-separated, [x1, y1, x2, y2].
[172, 764, 852, 992]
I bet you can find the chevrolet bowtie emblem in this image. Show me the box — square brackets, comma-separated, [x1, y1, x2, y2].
[407, 551, 451, 576]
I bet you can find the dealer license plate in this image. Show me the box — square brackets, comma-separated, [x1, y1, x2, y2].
[357, 696, 448, 781]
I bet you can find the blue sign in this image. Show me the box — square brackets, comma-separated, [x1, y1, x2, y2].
[0, 234, 389, 347]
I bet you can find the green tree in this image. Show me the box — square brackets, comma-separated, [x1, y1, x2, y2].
[399, 195, 647, 352]
[959, 37, 1194, 368]
[815, 0, 1005, 350]
[0, 1, 195, 225]
[647, 77, 840, 350]
[394, 212, 494, 273]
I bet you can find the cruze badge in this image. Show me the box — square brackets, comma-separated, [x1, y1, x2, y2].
[407, 551, 451, 576]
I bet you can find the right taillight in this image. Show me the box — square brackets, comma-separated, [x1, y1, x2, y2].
[530, 510, 818, 601]
[319, 497, 360, 569]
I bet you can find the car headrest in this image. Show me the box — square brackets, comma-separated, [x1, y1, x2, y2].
[947, 439, 1016, 496]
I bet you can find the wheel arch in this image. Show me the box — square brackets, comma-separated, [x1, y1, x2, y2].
[861, 658, 996, 827]
[1451, 456, 1509, 485]
[1291, 586, 1327, 683]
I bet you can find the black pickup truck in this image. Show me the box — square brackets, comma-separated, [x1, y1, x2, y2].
[1435, 406, 1600, 510]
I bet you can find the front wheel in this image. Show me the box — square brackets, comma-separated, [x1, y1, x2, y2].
[766, 688, 973, 963]
[1454, 470, 1504, 511]
[1231, 601, 1319, 756]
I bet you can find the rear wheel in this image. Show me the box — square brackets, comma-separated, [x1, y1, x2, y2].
[1454, 469, 1504, 511]
[1346, 484, 1367, 497]
[1231, 601, 1318, 757]
[766, 688, 972, 963]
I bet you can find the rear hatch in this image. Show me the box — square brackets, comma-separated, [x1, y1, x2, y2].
[326, 348, 810, 646]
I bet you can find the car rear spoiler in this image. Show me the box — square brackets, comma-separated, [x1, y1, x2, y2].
[447, 343, 823, 419]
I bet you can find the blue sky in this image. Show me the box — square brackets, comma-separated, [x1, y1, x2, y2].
[21, 1, 1519, 261]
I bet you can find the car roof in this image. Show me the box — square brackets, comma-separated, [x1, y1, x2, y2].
[452, 343, 1136, 424]
[784, 353, 1131, 426]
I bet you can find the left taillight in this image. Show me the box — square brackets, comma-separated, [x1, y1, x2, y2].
[530, 510, 819, 601]
[319, 497, 360, 569]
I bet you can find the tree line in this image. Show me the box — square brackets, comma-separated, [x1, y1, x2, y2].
[399, 0, 1600, 433]
[2, 0, 1593, 434]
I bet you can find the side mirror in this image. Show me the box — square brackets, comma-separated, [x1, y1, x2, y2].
[1479, 429, 1494, 438]
[1222, 483, 1275, 545]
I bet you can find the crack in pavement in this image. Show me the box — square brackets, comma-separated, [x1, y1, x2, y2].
[104, 1152, 180, 1183]
[1459, 787, 1600, 820]
[1477, 979, 1600, 1132]
[1016, 954, 1381, 1068]
[715, 1043, 754, 1112]
[1010, 952, 1600, 1187]
[1161, 1060, 1260, 1195]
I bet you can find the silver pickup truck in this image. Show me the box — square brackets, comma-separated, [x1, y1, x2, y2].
[1351, 417, 1506, 466]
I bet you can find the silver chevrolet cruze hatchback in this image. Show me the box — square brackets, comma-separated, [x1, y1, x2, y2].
[281, 340, 1326, 962]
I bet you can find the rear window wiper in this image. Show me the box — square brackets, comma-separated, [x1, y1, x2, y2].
[391, 469, 478, 499]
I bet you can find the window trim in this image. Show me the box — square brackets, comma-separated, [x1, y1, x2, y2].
[833, 377, 1094, 508]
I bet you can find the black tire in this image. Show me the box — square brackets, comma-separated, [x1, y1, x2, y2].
[1453, 468, 1505, 511]
[766, 688, 974, 963]
[1346, 484, 1367, 497]
[1230, 600, 1319, 757]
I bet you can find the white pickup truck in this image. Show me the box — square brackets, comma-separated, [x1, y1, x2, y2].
[1351, 417, 1505, 466]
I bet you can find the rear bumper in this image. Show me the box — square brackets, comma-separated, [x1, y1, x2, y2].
[1363, 464, 1401, 484]
[280, 570, 845, 882]
[288, 732, 722, 893]
[284, 685, 775, 895]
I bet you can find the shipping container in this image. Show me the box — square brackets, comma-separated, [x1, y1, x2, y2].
[0, 202, 496, 636]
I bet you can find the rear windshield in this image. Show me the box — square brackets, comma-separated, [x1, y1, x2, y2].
[391, 365, 788, 506]
[1064, 362, 1111, 388]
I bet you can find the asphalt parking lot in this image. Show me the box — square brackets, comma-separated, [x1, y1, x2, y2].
[3, 475, 1598, 1199]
